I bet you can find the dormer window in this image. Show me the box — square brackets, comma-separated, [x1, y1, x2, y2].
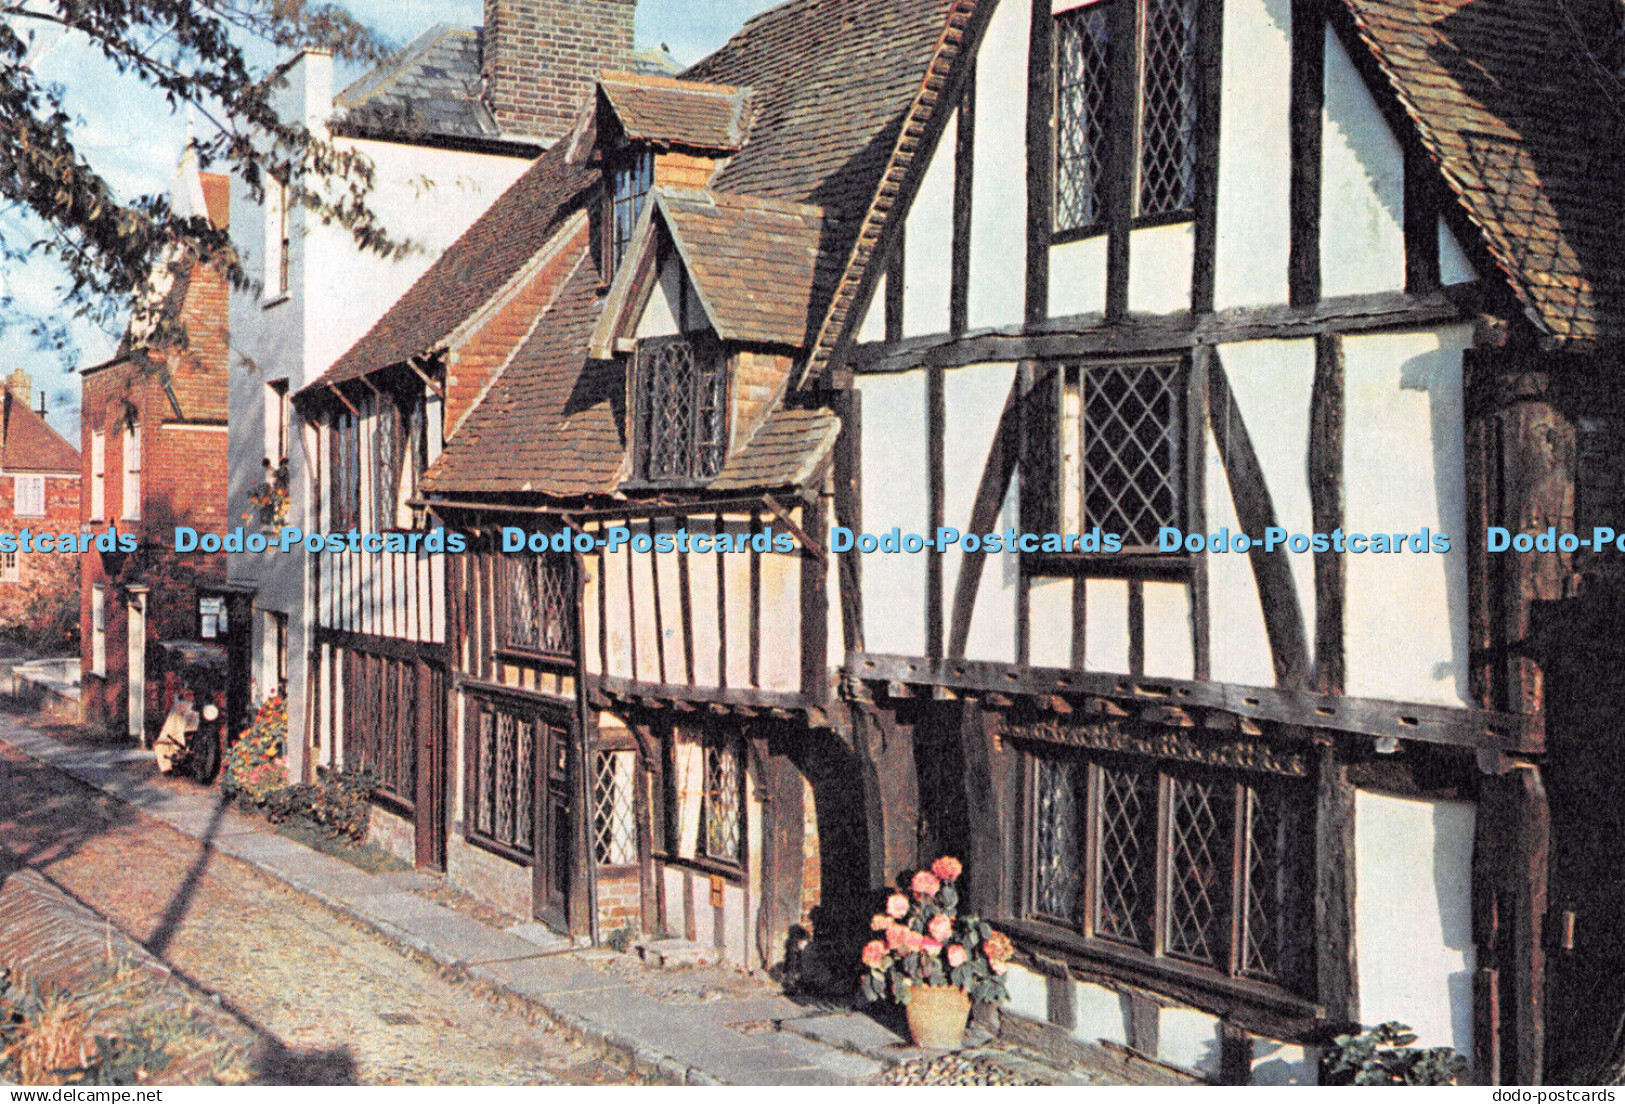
[608, 149, 655, 277]
[634, 333, 727, 484]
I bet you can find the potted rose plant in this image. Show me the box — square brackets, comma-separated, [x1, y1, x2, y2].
[859, 856, 1014, 1049]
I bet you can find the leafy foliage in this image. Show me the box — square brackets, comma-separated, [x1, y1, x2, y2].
[263, 764, 377, 844]
[1322, 1021, 1470, 1086]
[0, 579, 80, 653]
[0, 1, 406, 343]
[859, 856, 1014, 1008]
[241, 456, 290, 526]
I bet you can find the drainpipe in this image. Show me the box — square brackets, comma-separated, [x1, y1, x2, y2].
[571, 543, 601, 948]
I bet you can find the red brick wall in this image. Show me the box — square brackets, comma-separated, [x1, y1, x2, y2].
[596, 868, 642, 935]
[78, 257, 230, 733]
[482, 0, 635, 143]
[0, 469, 81, 629]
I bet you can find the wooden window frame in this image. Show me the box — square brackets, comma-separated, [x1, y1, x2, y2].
[1012, 740, 1317, 1016]
[0, 548, 19, 583]
[90, 431, 105, 521]
[340, 648, 422, 816]
[658, 722, 747, 880]
[461, 689, 570, 868]
[13, 474, 44, 519]
[495, 549, 575, 663]
[330, 408, 361, 532]
[605, 148, 655, 280]
[121, 418, 141, 522]
[630, 333, 730, 488]
[1050, 0, 1204, 246]
[1025, 354, 1194, 579]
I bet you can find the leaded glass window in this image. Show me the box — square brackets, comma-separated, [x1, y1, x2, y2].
[1025, 746, 1311, 995]
[499, 551, 573, 658]
[468, 701, 538, 860]
[594, 750, 639, 866]
[609, 149, 654, 277]
[704, 738, 743, 863]
[636, 335, 728, 484]
[1138, 0, 1200, 217]
[1057, 359, 1185, 549]
[1055, 2, 1112, 234]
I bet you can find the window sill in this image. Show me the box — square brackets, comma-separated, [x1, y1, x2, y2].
[262, 293, 291, 310]
[1131, 210, 1197, 231]
[495, 645, 574, 668]
[1024, 550, 1192, 580]
[1051, 224, 1109, 247]
[998, 917, 1321, 1025]
[655, 852, 744, 882]
[464, 827, 535, 868]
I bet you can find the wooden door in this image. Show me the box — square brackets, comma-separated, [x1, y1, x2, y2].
[413, 660, 448, 871]
[533, 714, 572, 930]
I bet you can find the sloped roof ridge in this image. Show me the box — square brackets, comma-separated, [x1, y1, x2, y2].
[336, 23, 468, 109]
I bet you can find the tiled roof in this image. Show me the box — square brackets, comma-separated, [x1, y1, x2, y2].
[1339, 0, 1625, 345]
[0, 393, 78, 474]
[658, 188, 827, 347]
[357, 0, 969, 499]
[310, 145, 595, 391]
[422, 243, 627, 498]
[597, 72, 752, 152]
[333, 25, 501, 145]
[710, 408, 840, 492]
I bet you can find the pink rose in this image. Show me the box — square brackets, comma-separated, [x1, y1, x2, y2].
[886, 893, 910, 919]
[886, 925, 908, 951]
[928, 914, 953, 943]
[991, 960, 1008, 974]
[946, 944, 967, 969]
[862, 940, 888, 969]
[921, 938, 942, 954]
[872, 914, 893, 932]
[931, 856, 963, 883]
[902, 929, 926, 954]
[911, 870, 941, 899]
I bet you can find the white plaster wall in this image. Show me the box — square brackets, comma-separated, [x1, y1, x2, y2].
[1214, 0, 1293, 309]
[1129, 222, 1195, 315]
[1004, 964, 1049, 1023]
[1050, 236, 1109, 318]
[904, 112, 958, 339]
[1142, 581, 1194, 679]
[1073, 982, 1129, 1047]
[1028, 577, 1074, 669]
[1205, 426, 1274, 686]
[1218, 339, 1318, 640]
[1355, 790, 1477, 1061]
[854, 273, 887, 344]
[1252, 1040, 1319, 1085]
[1320, 29, 1407, 299]
[1160, 1007, 1222, 1079]
[944, 362, 1018, 664]
[969, 0, 1030, 330]
[1342, 326, 1471, 708]
[635, 255, 684, 338]
[1439, 219, 1477, 286]
[856, 373, 929, 656]
[1084, 578, 1130, 673]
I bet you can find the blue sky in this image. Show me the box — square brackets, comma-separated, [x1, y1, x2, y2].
[4, 0, 780, 436]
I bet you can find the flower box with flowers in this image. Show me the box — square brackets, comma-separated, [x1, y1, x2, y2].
[860, 856, 1014, 1048]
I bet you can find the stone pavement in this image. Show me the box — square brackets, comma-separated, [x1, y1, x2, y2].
[0, 712, 1106, 1086]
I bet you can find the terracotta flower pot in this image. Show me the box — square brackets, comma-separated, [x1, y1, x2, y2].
[906, 985, 972, 1049]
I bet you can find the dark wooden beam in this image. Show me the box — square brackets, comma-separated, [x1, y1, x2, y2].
[1208, 355, 1312, 689]
[1289, 0, 1326, 308]
[1025, 0, 1053, 324]
[928, 362, 946, 658]
[951, 69, 976, 337]
[1104, 0, 1136, 322]
[1191, 0, 1225, 315]
[846, 652, 1535, 753]
[595, 674, 815, 717]
[1404, 140, 1442, 294]
[1187, 348, 1212, 680]
[849, 285, 1491, 375]
[1310, 334, 1345, 694]
[1313, 744, 1357, 1024]
[886, 224, 906, 343]
[833, 389, 866, 655]
[800, 487, 831, 704]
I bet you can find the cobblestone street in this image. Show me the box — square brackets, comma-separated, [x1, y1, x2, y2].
[0, 738, 631, 1085]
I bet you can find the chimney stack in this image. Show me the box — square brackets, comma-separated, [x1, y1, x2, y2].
[3, 369, 29, 407]
[482, 0, 636, 144]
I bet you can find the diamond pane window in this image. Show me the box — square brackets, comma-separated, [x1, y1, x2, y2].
[1023, 745, 1312, 997]
[1034, 757, 1084, 924]
[1138, 0, 1200, 217]
[1165, 775, 1227, 965]
[638, 335, 728, 484]
[500, 552, 573, 657]
[1095, 763, 1155, 946]
[594, 751, 639, 866]
[1080, 361, 1183, 548]
[1055, 3, 1112, 234]
[468, 702, 538, 860]
[704, 739, 743, 863]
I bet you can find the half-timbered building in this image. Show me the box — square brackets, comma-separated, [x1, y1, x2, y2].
[296, 0, 1618, 1084]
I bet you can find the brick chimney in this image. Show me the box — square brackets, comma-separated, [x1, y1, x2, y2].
[3, 369, 29, 405]
[482, 0, 636, 144]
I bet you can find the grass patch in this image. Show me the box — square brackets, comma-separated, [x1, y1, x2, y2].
[273, 816, 412, 874]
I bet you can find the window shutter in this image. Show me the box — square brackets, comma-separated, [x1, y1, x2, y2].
[1021, 363, 1063, 535]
